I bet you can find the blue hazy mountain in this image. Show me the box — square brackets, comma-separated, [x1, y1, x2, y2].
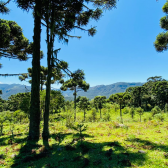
[0, 82, 144, 100]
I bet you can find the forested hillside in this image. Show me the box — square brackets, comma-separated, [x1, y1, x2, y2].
[0, 84, 31, 100]
[0, 82, 144, 100]
[62, 82, 144, 100]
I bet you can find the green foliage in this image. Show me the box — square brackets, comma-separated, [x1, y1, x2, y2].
[165, 103, 168, 113]
[61, 69, 89, 122]
[40, 89, 65, 115]
[151, 106, 161, 118]
[0, 19, 32, 64]
[50, 90, 65, 114]
[154, 1, 168, 52]
[19, 66, 64, 91]
[13, 110, 27, 124]
[136, 107, 144, 122]
[123, 107, 130, 114]
[90, 108, 97, 122]
[93, 96, 106, 119]
[71, 123, 88, 144]
[65, 110, 74, 128]
[155, 113, 165, 122]
[0, 112, 6, 136]
[103, 112, 111, 122]
[113, 103, 119, 112]
[61, 70, 89, 100]
[19, 92, 31, 115]
[130, 107, 135, 119]
[77, 96, 90, 121]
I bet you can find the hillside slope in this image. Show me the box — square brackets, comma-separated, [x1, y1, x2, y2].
[0, 82, 144, 100]
[61, 82, 144, 100]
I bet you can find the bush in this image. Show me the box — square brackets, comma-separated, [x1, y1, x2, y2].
[151, 106, 161, 118]
[155, 113, 165, 122]
[136, 107, 144, 122]
[123, 107, 130, 114]
[130, 107, 135, 119]
[165, 103, 168, 113]
[65, 110, 74, 128]
[103, 113, 111, 122]
[91, 108, 97, 122]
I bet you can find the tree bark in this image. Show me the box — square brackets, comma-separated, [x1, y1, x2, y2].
[74, 86, 77, 122]
[42, 3, 52, 147]
[28, 0, 41, 142]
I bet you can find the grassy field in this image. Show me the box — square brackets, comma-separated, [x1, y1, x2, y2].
[0, 110, 168, 168]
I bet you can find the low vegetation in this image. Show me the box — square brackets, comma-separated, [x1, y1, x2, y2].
[0, 106, 168, 168]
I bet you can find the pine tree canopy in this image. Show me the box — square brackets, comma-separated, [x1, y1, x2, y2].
[154, 1, 168, 52]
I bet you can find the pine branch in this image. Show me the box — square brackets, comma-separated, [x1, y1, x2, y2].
[0, 73, 28, 76]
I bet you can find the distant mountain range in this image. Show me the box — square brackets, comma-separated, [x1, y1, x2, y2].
[60, 82, 144, 100]
[0, 84, 31, 100]
[0, 82, 144, 100]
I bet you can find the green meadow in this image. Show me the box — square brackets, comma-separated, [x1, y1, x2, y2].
[0, 109, 168, 168]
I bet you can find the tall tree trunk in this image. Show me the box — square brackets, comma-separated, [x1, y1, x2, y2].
[42, 3, 53, 147]
[74, 86, 77, 122]
[28, 0, 41, 142]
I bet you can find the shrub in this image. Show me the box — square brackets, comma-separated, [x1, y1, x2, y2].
[123, 107, 130, 114]
[103, 112, 111, 122]
[155, 113, 165, 122]
[130, 107, 135, 119]
[151, 106, 161, 118]
[136, 107, 144, 122]
[71, 123, 88, 144]
[0, 113, 6, 136]
[165, 103, 168, 113]
[65, 110, 74, 128]
[91, 108, 97, 122]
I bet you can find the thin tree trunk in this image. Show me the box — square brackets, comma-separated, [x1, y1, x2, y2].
[120, 103, 123, 124]
[42, 3, 53, 147]
[74, 86, 77, 122]
[100, 108, 101, 119]
[28, 0, 41, 142]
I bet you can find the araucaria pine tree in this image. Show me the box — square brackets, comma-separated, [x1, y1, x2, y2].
[154, 1, 168, 52]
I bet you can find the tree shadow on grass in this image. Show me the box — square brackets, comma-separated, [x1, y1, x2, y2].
[126, 138, 168, 152]
[0, 134, 27, 146]
[11, 133, 147, 168]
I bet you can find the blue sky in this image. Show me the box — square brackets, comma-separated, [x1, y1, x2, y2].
[0, 0, 168, 88]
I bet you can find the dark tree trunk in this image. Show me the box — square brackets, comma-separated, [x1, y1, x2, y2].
[100, 108, 101, 119]
[42, 4, 53, 147]
[74, 86, 77, 122]
[28, 0, 41, 142]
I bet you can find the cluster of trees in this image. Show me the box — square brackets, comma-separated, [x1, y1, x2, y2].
[0, 90, 64, 116]
[0, 0, 117, 147]
[0, 75, 168, 139]
[0, 0, 167, 147]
